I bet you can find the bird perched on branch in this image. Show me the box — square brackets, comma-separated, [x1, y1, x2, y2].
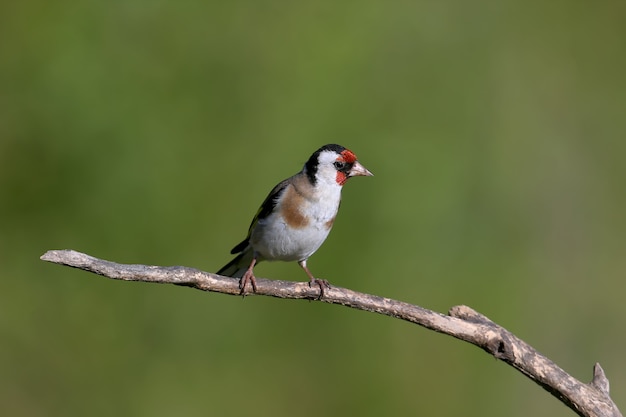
[217, 144, 373, 297]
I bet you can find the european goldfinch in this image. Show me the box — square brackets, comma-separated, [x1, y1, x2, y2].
[217, 144, 373, 296]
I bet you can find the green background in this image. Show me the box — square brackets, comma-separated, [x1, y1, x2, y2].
[2, 1, 624, 416]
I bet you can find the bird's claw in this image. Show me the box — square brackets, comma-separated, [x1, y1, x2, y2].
[309, 278, 331, 299]
[239, 270, 258, 296]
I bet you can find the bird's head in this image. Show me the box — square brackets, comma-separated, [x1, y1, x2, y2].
[305, 144, 373, 187]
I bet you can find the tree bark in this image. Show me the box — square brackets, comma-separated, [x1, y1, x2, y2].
[40, 249, 621, 417]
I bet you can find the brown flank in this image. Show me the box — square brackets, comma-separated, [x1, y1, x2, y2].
[280, 185, 310, 229]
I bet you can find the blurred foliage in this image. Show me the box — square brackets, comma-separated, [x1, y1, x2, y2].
[1, 0, 625, 416]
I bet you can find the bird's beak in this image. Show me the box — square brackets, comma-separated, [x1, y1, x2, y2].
[349, 161, 373, 177]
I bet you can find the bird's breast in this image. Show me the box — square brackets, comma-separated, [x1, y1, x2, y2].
[279, 183, 340, 229]
[250, 183, 341, 261]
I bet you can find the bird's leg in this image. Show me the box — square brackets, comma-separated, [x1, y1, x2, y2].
[239, 257, 258, 295]
[298, 259, 330, 298]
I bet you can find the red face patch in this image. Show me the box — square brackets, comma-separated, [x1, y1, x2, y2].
[334, 149, 357, 186]
[336, 171, 348, 186]
[340, 149, 357, 164]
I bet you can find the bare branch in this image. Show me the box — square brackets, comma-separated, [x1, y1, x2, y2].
[40, 249, 621, 417]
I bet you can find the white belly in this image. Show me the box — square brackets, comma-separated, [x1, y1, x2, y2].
[250, 212, 333, 262]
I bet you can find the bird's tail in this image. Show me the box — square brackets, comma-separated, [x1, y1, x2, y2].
[216, 249, 254, 278]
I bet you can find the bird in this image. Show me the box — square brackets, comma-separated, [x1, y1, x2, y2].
[217, 144, 373, 297]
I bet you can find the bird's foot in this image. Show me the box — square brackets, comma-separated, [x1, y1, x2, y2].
[309, 278, 331, 299]
[239, 268, 258, 296]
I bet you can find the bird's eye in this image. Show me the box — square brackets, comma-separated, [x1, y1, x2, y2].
[334, 161, 346, 170]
